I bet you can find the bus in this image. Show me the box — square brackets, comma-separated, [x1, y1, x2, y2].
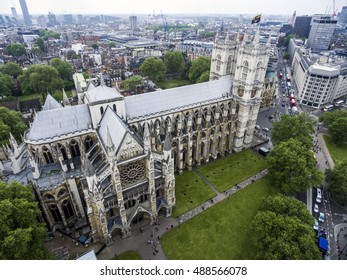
[323, 104, 334, 111]
[334, 100, 344, 107]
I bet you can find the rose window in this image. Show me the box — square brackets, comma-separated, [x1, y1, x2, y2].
[120, 162, 146, 186]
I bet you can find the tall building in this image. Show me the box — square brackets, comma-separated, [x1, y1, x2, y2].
[37, 15, 47, 28]
[307, 16, 337, 53]
[1, 29, 270, 244]
[291, 11, 296, 27]
[293, 16, 312, 38]
[291, 41, 347, 108]
[48, 12, 57, 27]
[337, 6, 347, 24]
[129, 16, 137, 31]
[11, 6, 18, 20]
[63, 14, 74, 24]
[19, 0, 32, 26]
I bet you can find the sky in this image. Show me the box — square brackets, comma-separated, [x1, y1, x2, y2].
[1, 0, 347, 16]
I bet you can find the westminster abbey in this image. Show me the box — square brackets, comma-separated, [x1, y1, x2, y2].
[2, 30, 270, 244]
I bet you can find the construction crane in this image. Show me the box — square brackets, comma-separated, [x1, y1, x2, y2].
[332, 0, 338, 18]
[160, 10, 168, 45]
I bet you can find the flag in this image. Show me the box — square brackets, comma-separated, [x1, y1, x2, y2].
[251, 14, 261, 24]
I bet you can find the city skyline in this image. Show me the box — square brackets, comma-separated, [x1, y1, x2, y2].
[1, 0, 346, 16]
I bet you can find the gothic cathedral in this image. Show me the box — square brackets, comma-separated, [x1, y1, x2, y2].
[2, 29, 270, 245]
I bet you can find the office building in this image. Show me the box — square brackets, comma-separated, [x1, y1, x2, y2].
[307, 16, 337, 53]
[129, 16, 137, 31]
[293, 16, 312, 38]
[48, 13, 57, 27]
[19, 0, 32, 26]
[11, 6, 19, 20]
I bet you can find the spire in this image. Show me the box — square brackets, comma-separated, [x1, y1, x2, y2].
[62, 88, 70, 106]
[143, 122, 151, 152]
[42, 93, 62, 111]
[9, 132, 17, 145]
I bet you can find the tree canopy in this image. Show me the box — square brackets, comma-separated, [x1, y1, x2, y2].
[163, 51, 185, 74]
[140, 57, 166, 82]
[271, 113, 316, 149]
[36, 37, 45, 52]
[320, 110, 347, 143]
[0, 181, 52, 260]
[188, 56, 211, 83]
[50, 58, 73, 81]
[0, 62, 23, 78]
[325, 163, 347, 206]
[39, 29, 60, 40]
[267, 138, 324, 194]
[5, 43, 26, 57]
[251, 195, 321, 260]
[122, 75, 143, 92]
[0, 73, 14, 96]
[18, 64, 64, 95]
[0, 107, 27, 145]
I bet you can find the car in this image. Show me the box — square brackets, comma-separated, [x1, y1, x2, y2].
[316, 195, 321, 203]
[314, 204, 319, 213]
[282, 102, 285, 107]
[317, 188, 322, 197]
[313, 219, 319, 231]
[262, 127, 269, 132]
[255, 125, 260, 130]
[318, 212, 325, 223]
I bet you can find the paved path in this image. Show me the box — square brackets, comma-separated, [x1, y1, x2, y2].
[97, 168, 268, 260]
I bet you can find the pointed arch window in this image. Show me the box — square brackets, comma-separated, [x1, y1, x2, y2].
[69, 140, 81, 158]
[216, 54, 222, 72]
[62, 200, 74, 219]
[226, 56, 232, 74]
[113, 104, 117, 112]
[242, 61, 248, 81]
[50, 204, 62, 222]
[255, 62, 262, 81]
[42, 146, 54, 164]
[57, 143, 68, 160]
[100, 106, 104, 116]
[84, 135, 94, 152]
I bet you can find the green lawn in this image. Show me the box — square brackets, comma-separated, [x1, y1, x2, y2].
[113, 250, 142, 260]
[199, 149, 267, 192]
[323, 134, 347, 165]
[173, 171, 216, 218]
[161, 176, 278, 259]
[156, 78, 192, 90]
[18, 90, 73, 102]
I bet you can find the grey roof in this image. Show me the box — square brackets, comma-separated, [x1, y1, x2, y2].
[124, 78, 232, 120]
[27, 104, 92, 141]
[42, 94, 62, 111]
[98, 107, 128, 150]
[84, 84, 123, 104]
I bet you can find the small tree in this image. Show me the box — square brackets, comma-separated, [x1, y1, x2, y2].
[0, 73, 14, 96]
[0, 62, 23, 78]
[0, 107, 27, 145]
[5, 43, 26, 57]
[271, 113, 316, 149]
[164, 51, 185, 74]
[325, 163, 347, 206]
[140, 57, 166, 82]
[18, 65, 64, 95]
[0, 181, 52, 260]
[50, 58, 73, 81]
[188, 56, 211, 83]
[122, 75, 143, 92]
[267, 138, 324, 194]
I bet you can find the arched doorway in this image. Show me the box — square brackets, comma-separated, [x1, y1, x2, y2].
[130, 212, 151, 230]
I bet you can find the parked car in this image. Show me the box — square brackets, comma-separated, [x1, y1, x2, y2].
[262, 127, 269, 132]
[313, 219, 319, 231]
[314, 204, 319, 213]
[318, 212, 325, 223]
[255, 125, 260, 130]
[316, 195, 321, 203]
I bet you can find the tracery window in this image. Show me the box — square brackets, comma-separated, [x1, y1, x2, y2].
[57, 143, 68, 160]
[69, 140, 80, 158]
[50, 204, 62, 222]
[62, 200, 74, 219]
[119, 162, 146, 186]
[84, 135, 94, 152]
[42, 146, 54, 164]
